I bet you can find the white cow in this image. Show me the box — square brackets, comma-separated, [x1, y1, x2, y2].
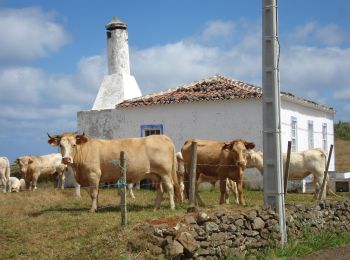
[0, 156, 10, 192]
[9, 177, 21, 192]
[246, 148, 330, 199]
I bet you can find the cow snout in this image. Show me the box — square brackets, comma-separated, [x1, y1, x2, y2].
[62, 157, 72, 165]
[236, 160, 247, 167]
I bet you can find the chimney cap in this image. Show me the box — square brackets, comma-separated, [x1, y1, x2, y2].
[105, 16, 127, 30]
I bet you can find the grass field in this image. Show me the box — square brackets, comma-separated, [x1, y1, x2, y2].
[1, 139, 349, 259]
[0, 183, 348, 259]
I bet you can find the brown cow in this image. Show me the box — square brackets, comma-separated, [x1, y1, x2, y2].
[181, 139, 255, 206]
[48, 132, 181, 212]
[16, 153, 67, 190]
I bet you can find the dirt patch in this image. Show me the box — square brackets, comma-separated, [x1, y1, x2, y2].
[297, 244, 350, 260]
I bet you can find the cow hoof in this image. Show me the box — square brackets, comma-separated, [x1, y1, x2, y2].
[89, 208, 97, 213]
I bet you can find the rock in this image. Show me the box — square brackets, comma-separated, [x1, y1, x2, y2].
[204, 222, 220, 233]
[185, 215, 197, 225]
[247, 210, 257, 221]
[260, 229, 270, 240]
[209, 232, 227, 247]
[228, 224, 237, 232]
[200, 241, 210, 248]
[148, 244, 163, 255]
[166, 240, 184, 257]
[197, 248, 210, 256]
[252, 217, 265, 230]
[220, 223, 229, 231]
[197, 212, 210, 224]
[177, 232, 200, 255]
[235, 219, 244, 227]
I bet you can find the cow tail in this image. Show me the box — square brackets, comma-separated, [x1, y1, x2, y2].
[172, 146, 181, 203]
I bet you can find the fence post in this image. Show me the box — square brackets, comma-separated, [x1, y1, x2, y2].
[120, 151, 127, 225]
[188, 141, 198, 210]
[318, 144, 333, 200]
[284, 141, 292, 195]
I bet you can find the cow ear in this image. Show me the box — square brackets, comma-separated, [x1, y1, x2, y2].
[223, 142, 233, 150]
[245, 142, 255, 150]
[76, 133, 88, 145]
[47, 133, 60, 147]
[28, 158, 33, 164]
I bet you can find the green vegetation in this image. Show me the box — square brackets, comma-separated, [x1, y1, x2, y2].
[260, 227, 350, 259]
[335, 121, 350, 140]
[0, 185, 347, 259]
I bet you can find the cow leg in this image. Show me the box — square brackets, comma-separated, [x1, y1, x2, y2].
[236, 177, 245, 206]
[136, 181, 141, 190]
[25, 180, 31, 190]
[153, 187, 163, 211]
[128, 183, 135, 199]
[219, 178, 227, 204]
[161, 176, 175, 210]
[1, 177, 6, 193]
[195, 179, 205, 206]
[225, 180, 230, 204]
[32, 174, 39, 190]
[59, 173, 65, 190]
[89, 185, 99, 212]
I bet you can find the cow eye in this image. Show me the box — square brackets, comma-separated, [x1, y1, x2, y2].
[72, 144, 77, 148]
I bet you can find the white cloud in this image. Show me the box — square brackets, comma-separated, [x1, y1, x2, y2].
[0, 7, 70, 65]
[200, 20, 235, 42]
[287, 21, 347, 46]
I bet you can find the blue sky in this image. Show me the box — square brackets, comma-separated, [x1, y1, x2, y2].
[0, 0, 349, 162]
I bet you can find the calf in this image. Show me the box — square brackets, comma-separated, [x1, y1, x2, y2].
[0, 156, 10, 192]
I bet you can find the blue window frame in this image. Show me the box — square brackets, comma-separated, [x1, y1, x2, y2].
[140, 124, 164, 137]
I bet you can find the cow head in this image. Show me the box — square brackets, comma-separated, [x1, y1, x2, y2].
[48, 132, 88, 165]
[222, 139, 255, 168]
[15, 156, 33, 178]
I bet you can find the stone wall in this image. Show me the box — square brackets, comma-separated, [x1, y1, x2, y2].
[128, 200, 350, 259]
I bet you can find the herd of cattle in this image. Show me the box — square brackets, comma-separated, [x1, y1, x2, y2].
[0, 132, 331, 212]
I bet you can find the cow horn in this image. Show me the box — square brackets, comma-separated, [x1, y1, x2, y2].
[47, 133, 60, 139]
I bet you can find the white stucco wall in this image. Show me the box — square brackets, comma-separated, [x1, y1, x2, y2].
[78, 98, 335, 189]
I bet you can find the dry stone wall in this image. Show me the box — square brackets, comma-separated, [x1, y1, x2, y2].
[128, 200, 350, 259]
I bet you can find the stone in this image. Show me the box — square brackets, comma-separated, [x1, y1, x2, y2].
[197, 248, 210, 256]
[244, 230, 259, 237]
[166, 240, 184, 257]
[209, 232, 227, 247]
[177, 232, 200, 254]
[185, 215, 197, 225]
[204, 222, 220, 233]
[197, 212, 211, 224]
[220, 223, 229, 231]
[247, 210, 257, 221]
[260, 229, 270, 240]
[228, 224, 237, 232]
[252, 217, 265, 230]
[200, 241, 210, 248]
[235, 219, 244, 227]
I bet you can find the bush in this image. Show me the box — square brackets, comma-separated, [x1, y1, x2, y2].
[334, 121, 350, 140]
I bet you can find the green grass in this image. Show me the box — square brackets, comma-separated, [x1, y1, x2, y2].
[259, 227, 350, 259]
[0, 184, 348, 259]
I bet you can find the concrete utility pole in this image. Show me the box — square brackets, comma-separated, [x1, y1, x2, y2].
[262, 0, 287, 245]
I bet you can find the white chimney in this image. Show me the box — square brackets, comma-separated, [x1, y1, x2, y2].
[92, 17, 142, 110]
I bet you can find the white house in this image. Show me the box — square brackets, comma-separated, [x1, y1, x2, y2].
[76, 17, 336, 189]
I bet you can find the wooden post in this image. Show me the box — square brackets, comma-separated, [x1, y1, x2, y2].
[318, 144, 333, 200]
[284, 141, 292, 195]
[188, 141, 198, 210]
[120, 151, 127, 225]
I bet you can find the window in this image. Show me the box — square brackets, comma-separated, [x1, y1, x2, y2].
[308, 120, 314, 149]
[141, 124, 163, 137]
[322, 123, 327, 151]
[291, 117, 298, 152]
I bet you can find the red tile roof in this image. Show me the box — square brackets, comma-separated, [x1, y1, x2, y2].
[117, 75, 334, 112]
